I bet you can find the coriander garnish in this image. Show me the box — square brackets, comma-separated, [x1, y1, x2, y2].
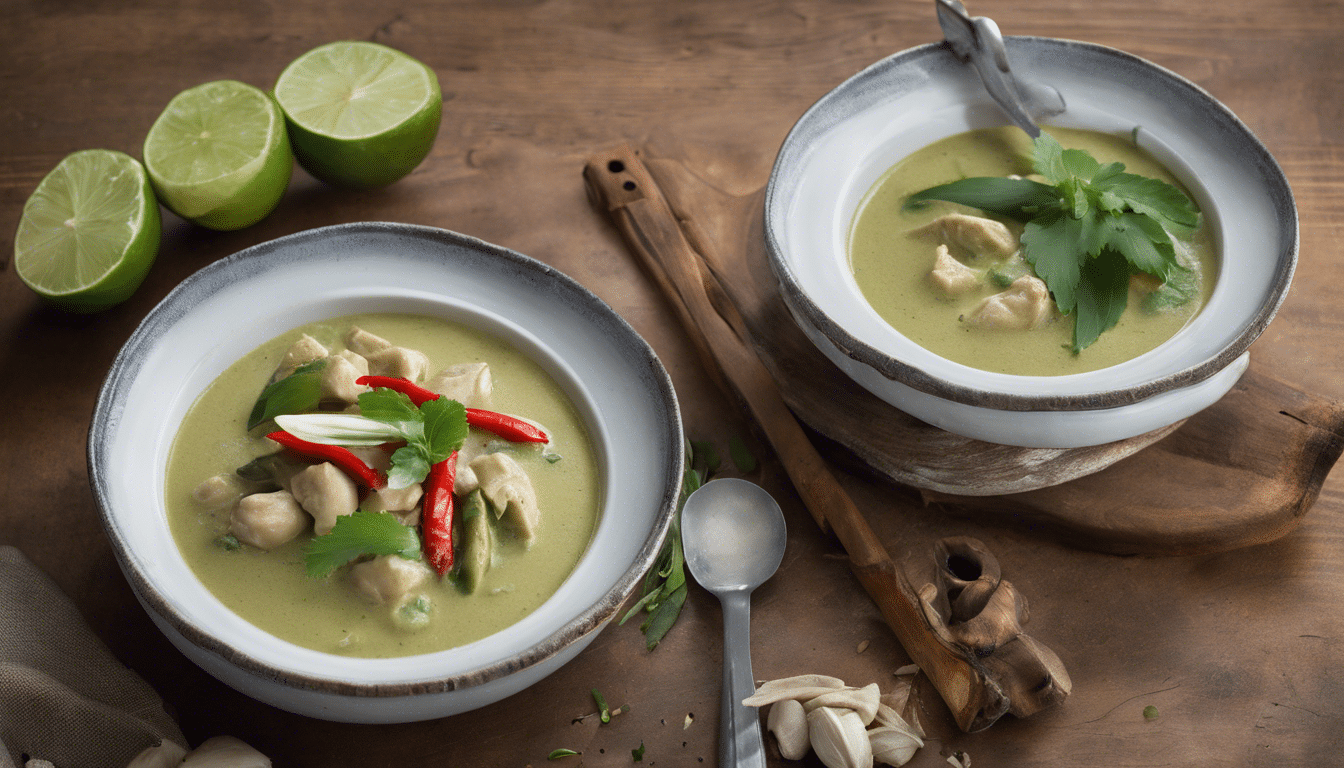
[304, 511, 422, 577]
[907, 131, 1200, 352]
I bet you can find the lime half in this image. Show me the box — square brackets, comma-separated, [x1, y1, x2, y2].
[274, 41, 441, 188]
[14, 149, 161, 313]
[143, 80, 292, 231]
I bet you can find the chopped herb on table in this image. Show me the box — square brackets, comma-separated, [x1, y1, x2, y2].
[906, 131, 1201, 352]
[547, 748, 581, 760]
[620, 438, 721, 649]
[592, 687, 612, 723]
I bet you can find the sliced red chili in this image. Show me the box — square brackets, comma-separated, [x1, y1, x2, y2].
[356, 375, 438, 405]
[266, 431, 386, 489]
[355, 375, 549, 443]
[464, 408, 549, 443]
[422, 451, 458, 575]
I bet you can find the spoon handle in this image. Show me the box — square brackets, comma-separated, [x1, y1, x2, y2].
[719, 590, 766, 768]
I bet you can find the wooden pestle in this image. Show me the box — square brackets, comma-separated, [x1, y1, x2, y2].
[583, 146, 1014, 731]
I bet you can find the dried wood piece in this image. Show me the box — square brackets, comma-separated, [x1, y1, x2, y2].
[913, 537, 1071, 718]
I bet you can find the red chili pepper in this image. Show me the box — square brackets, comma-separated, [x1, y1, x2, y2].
[356, 375, 438, 405]
[464, 408, 548, 443]
[265, 431, 386, 489]
[355, 375, 549, 443]
[422, 451, 457, 575]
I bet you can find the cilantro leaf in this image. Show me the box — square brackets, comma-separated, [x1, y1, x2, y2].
[354, 387, 468, 488]
[1145, 262, 1201, 312]
[247, 358, 327, 430]
[1101, 212, 1177, 281]
[908, 130, 1201, 352]
[357, 388, 425, 439]
[305, 511, 421, 577]
[1092, 172, 1200, 231]
[1072, 248, 1132, 352]
[1021, 210, 1085, 314]
[387, 444, 431, 490]
[1032, 131, 1068, 183]
[421, 396, 468, 463]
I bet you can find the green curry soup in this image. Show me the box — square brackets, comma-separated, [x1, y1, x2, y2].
[164, 313, 601, 658]
[849, 126, 1217, 376]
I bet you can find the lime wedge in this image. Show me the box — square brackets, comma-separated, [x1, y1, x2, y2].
[274, 41, 441, 188]
[143, 80, 292, 231]
[13, 149, 161, 313]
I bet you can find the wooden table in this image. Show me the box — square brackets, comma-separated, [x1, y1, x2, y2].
[3, 1, 1341, 765]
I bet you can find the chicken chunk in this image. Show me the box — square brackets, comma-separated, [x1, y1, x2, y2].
[927, 244, 980, 296]
[276, 334, 328, 378]
[968, 275, 1052, 330]
[363, 483, 424, 515]
[344, 326, 392, 356]
[452, 431, 495, 495]
[345, 444, 392, 474]
[289, 462, 359, 535]
[192, 473, 248, 510]
[470, 452, 540, 542]
[320, 349, 370, 404]
[426, 362, 493, 408]
[913, 213, 1018, 259]
[366, 346, 432, 381]
[350, 554, 432, 607]
[229, 490, 308, 550]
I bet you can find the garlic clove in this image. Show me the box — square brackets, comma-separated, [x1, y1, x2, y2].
[803, 682, 881, 725]
[807, 706, 873, 768]
[767, 698, 810, 760]
[743, 674, 849, 707]
[869, 725, 922, 767]
[879, 684, 924, 739]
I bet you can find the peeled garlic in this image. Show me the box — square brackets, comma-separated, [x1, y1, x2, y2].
[869, 722, 923, 767]
[808, 706, 873, 768]
[803, 682, 882, 725]
[743, 674, 848, 707]
[767, 698, 810, 760]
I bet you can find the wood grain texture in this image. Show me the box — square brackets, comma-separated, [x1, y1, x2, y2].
[2, 0, 1343, 766]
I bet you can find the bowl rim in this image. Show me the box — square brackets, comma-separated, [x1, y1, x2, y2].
[763, 36, 1298, 412]
[88, 222, 684, 697]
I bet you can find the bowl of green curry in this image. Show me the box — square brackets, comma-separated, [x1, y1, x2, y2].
[764, 37, 1296, 448]
[89, 223, 683, 722]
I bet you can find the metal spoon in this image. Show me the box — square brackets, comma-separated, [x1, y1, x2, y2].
[682, 478, 788, 768]
[935, 0, 1066, 137]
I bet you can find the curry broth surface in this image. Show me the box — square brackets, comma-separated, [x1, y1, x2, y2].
[165, 313, 601, 658]
[848, 127, 1217, 376]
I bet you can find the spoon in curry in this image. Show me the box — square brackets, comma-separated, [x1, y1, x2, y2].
[682, 478, 788, 768]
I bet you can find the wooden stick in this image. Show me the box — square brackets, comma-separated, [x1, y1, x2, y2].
[584, 145, 1011, 731]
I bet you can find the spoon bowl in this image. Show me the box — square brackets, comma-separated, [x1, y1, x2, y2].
[682, 478, 788, 767]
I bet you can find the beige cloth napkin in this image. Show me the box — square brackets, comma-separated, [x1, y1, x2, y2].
[0, 546, 186, 768]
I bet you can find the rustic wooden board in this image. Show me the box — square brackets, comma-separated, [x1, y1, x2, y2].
[640, 154, 1344, 555]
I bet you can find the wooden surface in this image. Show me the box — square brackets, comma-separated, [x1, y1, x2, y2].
[2, 1, 1342, 766]
[633, 154, 1344, 555]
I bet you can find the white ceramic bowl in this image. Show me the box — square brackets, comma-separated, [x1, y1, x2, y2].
[765, 37, 1296, 448]
[88, 223, 683, 723]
